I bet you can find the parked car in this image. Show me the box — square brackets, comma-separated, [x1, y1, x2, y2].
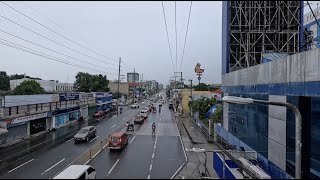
[104, 108, 111, 114]
[92, 111, 104, 117]
[133, 114, 144, 124]
[108, 132, 129, 150]
[131, 103, 139, 109]
[74, 126, 97, 142]
[53, 165, 96, 179]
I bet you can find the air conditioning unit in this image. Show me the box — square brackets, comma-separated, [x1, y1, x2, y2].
[238, 157, 271, 179]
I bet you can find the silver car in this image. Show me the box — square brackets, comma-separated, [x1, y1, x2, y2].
[74, 126, 97, 142]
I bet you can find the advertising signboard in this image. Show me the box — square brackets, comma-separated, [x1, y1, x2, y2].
[59, 93, 79, 101]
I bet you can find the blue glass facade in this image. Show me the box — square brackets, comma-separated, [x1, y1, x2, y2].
[228, 93, 269, 158]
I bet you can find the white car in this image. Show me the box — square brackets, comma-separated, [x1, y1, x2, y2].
[131, 103, 139, 109]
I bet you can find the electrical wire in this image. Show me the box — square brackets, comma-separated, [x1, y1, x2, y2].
[175, 1, 178, 72]
[0, 29, 119, 72]
[0, 38, 118, 76]
[0, 15, 118, 66]
[2, 1, 118, 62]
[179, 1, 192, 71]
[161, 1, 175, 73]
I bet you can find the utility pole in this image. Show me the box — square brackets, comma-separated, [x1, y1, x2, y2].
[117, 57, 121, 116]
[180, 72, 183, 89]
[133, 68, 136, 104]
[189, 79, 193, 115]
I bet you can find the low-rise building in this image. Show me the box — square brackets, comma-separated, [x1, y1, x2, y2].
[108, 81, 129, 96]
[10, 78, 74, 92]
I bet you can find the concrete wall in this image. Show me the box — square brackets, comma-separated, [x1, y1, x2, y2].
[222, 48, 320, 86]
[268, 95, 287, 171]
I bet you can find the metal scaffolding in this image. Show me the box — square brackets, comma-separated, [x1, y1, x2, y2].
[227, 1, 302, 72]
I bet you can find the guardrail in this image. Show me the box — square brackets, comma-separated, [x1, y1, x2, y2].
[188, 117, 259, 179]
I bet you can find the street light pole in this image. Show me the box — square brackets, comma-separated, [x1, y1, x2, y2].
[222, 96, 302, 179]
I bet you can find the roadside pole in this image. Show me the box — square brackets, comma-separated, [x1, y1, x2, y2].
[117, 57, 121, 116]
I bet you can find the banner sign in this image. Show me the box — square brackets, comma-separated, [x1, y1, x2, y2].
[59, 93, 79, 101]
[7, 112, 48, 125]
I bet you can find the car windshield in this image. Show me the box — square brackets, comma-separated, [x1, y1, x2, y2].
[78, 129, 89, 134]
[111, 137, 120, 142]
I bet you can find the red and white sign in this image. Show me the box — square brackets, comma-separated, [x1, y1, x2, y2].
[7, 113, 48, 125]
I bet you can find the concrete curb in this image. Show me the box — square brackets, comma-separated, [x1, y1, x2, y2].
[181, 120, 204, 144]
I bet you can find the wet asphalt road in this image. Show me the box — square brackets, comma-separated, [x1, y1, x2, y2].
[0, 105, 143, 179]
[88, 103, 186, 179]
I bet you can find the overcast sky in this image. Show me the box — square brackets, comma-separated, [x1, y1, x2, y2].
[0, 1, 222, 86]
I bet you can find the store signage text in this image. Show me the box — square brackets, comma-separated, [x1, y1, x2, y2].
[7, 112, 48, 125]
[59, 93, 80, 101]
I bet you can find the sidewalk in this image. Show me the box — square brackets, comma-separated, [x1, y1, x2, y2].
[175, 114, 219, 179]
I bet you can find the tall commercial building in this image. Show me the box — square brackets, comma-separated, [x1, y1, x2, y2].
[220, 1, 320, 179]
[127, 72, 139, 82]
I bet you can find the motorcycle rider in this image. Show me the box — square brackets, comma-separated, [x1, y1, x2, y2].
[152, 122, 156, 132]
[120, 107, 123, 114]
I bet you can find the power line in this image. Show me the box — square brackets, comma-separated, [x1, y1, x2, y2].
[0, 29, 119, 72]
[161, 1, 175, 73]
[179, 1, 192, 71]
[0, 14, 118, 67]
[175, 1, 178, 72]
[0, 38, 118, 76]
[2, 1, 118, 62]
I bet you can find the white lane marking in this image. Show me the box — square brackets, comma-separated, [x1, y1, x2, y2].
[152, 153, 155, 159]
[107, 159, 120, 175]
[170, 162, 186, 179]
[130, 136, 136, 144]
[110, 124, 116, 129]
[121, 127, 126, 132]
[66, 138, 73, 143]
[148, 175, 151, 179]
[41, 158, 66, 175]
[90, 136, 99, 142]
[154, 144, 156, 149]
[7, 159, 34, 173]
[149, 164, 153, 171]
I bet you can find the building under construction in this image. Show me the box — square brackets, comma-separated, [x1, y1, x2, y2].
[220, 1, 320, 179]
[222, 1, 304, 74]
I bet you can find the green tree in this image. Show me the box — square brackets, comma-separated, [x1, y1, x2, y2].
[0, 71, 10, 91]
[12, 80, 45, 95]
[91, 74, 110, 92]
[74, 72, 110, 92]
[193, 83, 210, 91]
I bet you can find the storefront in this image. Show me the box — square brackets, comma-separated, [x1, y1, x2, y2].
[88, 105, 97, 117]
[80, 105, 88, 119]
[4, 112, 48, 143]
[50, 106, 80, 128]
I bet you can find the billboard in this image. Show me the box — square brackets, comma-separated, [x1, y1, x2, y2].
[194, 63, 204, 73]
[59, 93, 80, 101]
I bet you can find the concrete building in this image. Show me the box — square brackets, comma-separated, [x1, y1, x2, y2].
[220, 1, 319, 179]
[10, 78, 74, 92]
[127, 72, 139, 82]
[108, 81, 129, 96]
[0, 92, 97, 145]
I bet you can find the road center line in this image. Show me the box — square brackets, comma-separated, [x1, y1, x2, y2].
[108, 159, 120, 175]
[149, 164, 153, 171]
[148, 175, 151, 179]
[7, 159, 34, 173]
[154, 144, 156, 149]
[152, 153, 155, 159]
[90, 136, 99, 142]
[41, 158, 66, 175]
[130, 136, 136, 144]
[110, 124, 116, 129]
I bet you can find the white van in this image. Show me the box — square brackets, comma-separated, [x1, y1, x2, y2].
[53, 165, 96, 179]
[140, 109, 148, 118]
